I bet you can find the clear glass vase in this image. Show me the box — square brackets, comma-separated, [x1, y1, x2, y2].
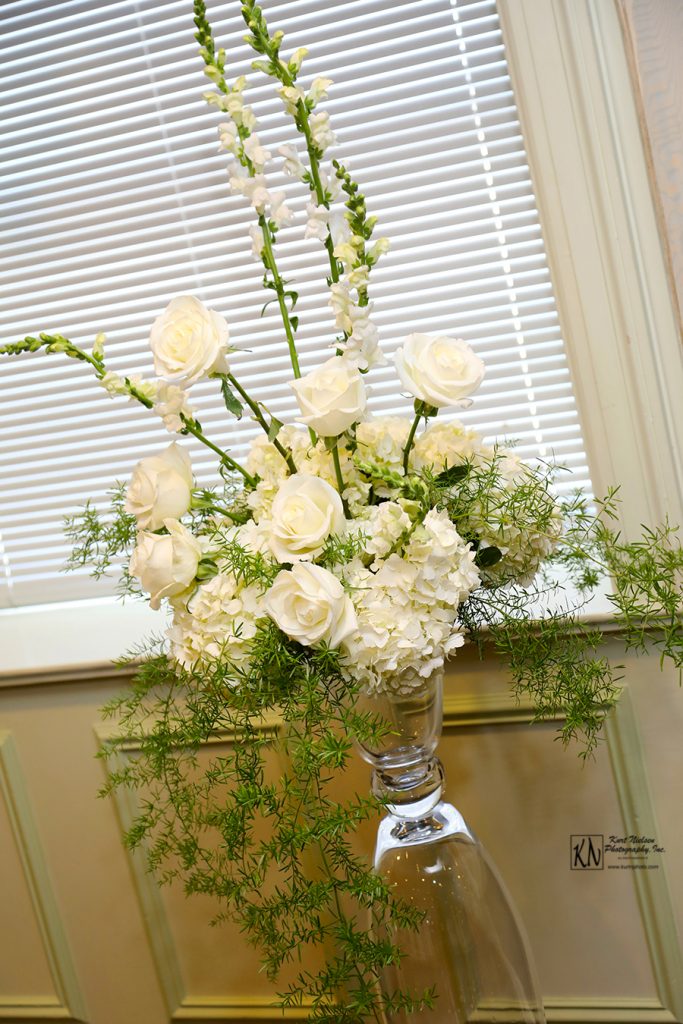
[355, 671, 546, 1024]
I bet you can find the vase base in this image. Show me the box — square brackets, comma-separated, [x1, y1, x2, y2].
[374, 801, 546, 1024]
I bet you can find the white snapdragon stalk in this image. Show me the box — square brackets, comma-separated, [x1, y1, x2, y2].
[368, 237, 391, 264]
[229, 165, 271, 213]
[242, 133, 271, 172]
[265, 562, 357, 648]
[129, 520, 201, 610]
[98, 370, 128, 397]
[286, 47, 308, 74]
[309, 111, 336, 153]
[249, 224, 265, 258]
[279, 84, 305, 116]
[279, 144, 306, 179]
[154, 382, 194, 433]
[269, 473, 345, 563]
[269, 191, 294, 228]
[305, 203, 349, 245]
[125, 442, 193, 531]
[291, 356, 367, 437]
[218, 121, 240, 156]
[308, 77, 333, 106]
[150, 296, 231, 384]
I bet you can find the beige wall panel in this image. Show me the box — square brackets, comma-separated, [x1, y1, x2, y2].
[0, 745, 59, 1001]
[0, 642, 682, 1021]
[439, 720, 655, 997]
[0, 684, 168, 1024]
[110, 736, 328, 1012]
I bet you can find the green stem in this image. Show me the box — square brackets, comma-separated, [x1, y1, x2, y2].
[259, 214, 301, 379]
[228, 373, 297, 474]
[403, 409, 423, 475]
[180, 415, 256, 486]
[314, 791, 383, 1024]
[330, 442, 349, 516]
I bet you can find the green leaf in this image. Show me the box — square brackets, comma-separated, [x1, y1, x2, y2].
[196, 557, 219, 581]
[267, 416, 283, 442]
[220, 377, 243, 419]
[290, 316, 299, 332]
[436, 463, 469, 487]
[475, 545, 503, 568]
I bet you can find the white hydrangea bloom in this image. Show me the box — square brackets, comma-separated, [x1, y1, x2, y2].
[412, 423, 561, 585]
[356, 418, 411, 476]
[411, 420, 485, 473]
[350, 501, 411, 560]
[342, 518, 479, 694]
[168, 571, 263, 673]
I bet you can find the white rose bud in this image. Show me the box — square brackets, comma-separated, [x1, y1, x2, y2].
[129, 519, 201, 610]
[125, 442, 193, 531]
[395, 334, 485, 409]
[290, 356, 367, 437]
[264, 562, 357, 648]
[149, 295, 231, 385]
[270, 473, 345, 563]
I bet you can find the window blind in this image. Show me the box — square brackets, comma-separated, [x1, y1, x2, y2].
[0, 0, 592, 608]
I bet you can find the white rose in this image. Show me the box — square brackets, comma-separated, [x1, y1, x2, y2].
[149, 295, 231, 385]
[264, 562, 357, 648]
[291, 356, 367, 436]
[125, 442, 193, 530]
[395, 333, 485, 409]
[129, 519, 201, 610]
[270, 473, 345, 563]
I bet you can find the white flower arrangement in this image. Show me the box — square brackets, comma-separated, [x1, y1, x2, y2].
[2, 3, 680, 1019]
